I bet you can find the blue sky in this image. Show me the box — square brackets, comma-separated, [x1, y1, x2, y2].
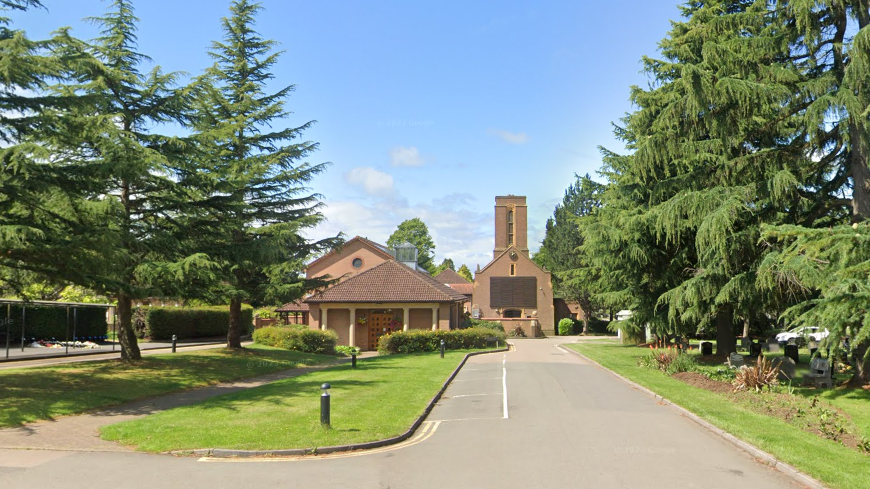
[10, 0, 682, 270]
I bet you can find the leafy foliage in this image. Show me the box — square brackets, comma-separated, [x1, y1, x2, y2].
[386, 217, 436, 273]
[134, 305, 253, 341]
[252, 326, 337, 355]
[457, 264, 474, 282]
[191, 0, 338, 348]
[732, 356, 780, 393]
[558, 318, 574, 336]
[535, 174, 603, 329]
[377, 327, 505, 354]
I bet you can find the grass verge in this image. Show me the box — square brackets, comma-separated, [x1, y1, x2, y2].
[101, 350, 479, 452]
[568, 341, 869, 489]
[0, 345, 335, 428]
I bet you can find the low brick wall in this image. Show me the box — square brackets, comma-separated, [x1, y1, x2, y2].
[480, 318, 543, 337]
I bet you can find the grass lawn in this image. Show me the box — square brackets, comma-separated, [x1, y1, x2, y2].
[568, 341, 870, 489]
[0, 345, 336, 428]
[101, 350, 478, 452]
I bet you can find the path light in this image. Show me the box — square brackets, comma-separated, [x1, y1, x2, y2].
[321, 383, 331, 428]
[440, 339, 445, 359]
[172, 334, 177, 353]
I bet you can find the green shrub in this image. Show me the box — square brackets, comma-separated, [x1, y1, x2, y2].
[558, 318, 574, 336]
[665, 352, 697, 375]
[378, 327, 506, 355]
[584, 318, 611, 335]
[335, 345, 361, 356]
[459, 318, 505, 332]
[253, 326, 337, 355]
[0, 304, 107, 342]
[133, 305, 253, 341]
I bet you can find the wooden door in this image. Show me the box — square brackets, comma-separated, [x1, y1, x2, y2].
[369, 313, 395, 350]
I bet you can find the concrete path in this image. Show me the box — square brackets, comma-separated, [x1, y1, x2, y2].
[0, 341, 229, 370]
[0, 352, 374, 451]
[0, 338, 803, 489]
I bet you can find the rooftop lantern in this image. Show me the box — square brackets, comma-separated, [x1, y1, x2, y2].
[395, 242, 418, 268]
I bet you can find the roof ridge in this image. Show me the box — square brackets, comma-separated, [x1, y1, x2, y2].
[307, 259, 465, 303]
[305, 236, 394, 269]
[396, 261, 467, 300]
[478, 245, 549, 275]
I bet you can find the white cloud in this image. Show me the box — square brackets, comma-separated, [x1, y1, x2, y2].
[344, 167, 394, 196]
[487, 128, 529, 144]
[390, 146, 424, 167]
[306, 192, 494, 270]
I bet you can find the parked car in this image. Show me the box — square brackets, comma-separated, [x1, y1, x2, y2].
[775, 326, 829, 345]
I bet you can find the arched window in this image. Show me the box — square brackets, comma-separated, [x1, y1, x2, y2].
[503, 309, 522, 318]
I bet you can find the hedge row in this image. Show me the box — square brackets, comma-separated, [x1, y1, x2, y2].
[0, 304, 107, 342]
[133, 306, 253, 341]
[377, 327, 506, 355]
[252, 326, 337, 355]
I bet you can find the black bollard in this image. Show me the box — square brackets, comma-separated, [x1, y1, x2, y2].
[171, 334, 177, 353]
[351, 353, 357, 369]
[440, 339, 445, 358]
[320, 383, 331, 427]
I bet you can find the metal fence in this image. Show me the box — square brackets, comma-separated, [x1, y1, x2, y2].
[1, 299, 114, 360]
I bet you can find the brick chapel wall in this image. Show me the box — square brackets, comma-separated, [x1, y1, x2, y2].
[306, 240, 390, 282]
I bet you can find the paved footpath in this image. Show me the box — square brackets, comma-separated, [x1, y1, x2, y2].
[0, 338, 803, 489]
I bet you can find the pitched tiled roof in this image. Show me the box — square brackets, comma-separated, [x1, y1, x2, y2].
[305, 236, 395, 269]
[434, 269, 470, 284]
[446, 283, 473, 295]
[275, 300, 309, 312]
[306, 260, 467, 303]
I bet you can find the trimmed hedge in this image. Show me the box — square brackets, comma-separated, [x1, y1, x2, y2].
[133, 305, 253, 341]
[0, 304, 107, 342]
[252, 326, 338, 355]
[378, 327, 506, 355]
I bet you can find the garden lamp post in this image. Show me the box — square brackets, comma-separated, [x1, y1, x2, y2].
[321, 383, 331, 427]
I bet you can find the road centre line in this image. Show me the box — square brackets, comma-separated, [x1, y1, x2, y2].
[446, 393, 501, 398]
[502, 354, 509, 419]
[451, 378, 502, 381]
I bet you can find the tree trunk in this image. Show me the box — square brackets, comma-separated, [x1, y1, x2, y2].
[715, 306, 736, 356]
[227, 297, 243, 349]
[116, 291, 141, 361]
[742, 317, 750, 338]
[851, 341, 870, 386]
[849, 121, 870, 220]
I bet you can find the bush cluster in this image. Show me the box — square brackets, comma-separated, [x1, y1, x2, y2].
[558, 318, 574, 336]
[584, 318, 611, 335]
[378, 327, 506, 355]
[0, 304, 107, 342]
[459, 318, 505, 332]
[253, 326, 337, 355]
[133, 306, 253, 340]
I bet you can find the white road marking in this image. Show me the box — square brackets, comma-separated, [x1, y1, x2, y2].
[429, 417, 505, 422]
[502, 354, 509, 419]
[451, 378, 502, 382]
[447, 393, 501, 398]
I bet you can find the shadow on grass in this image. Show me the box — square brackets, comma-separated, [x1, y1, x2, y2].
[0, 347, 336, 428]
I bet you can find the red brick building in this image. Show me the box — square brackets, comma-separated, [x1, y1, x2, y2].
[472, 196, 556, 336]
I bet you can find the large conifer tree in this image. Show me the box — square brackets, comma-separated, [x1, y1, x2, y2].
[535, 174, 602, 328]
[29, 0, 214, 360]
[193, 0, 336, 349]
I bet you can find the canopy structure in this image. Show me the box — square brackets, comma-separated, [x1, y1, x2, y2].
[0, 299, 114, 359]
